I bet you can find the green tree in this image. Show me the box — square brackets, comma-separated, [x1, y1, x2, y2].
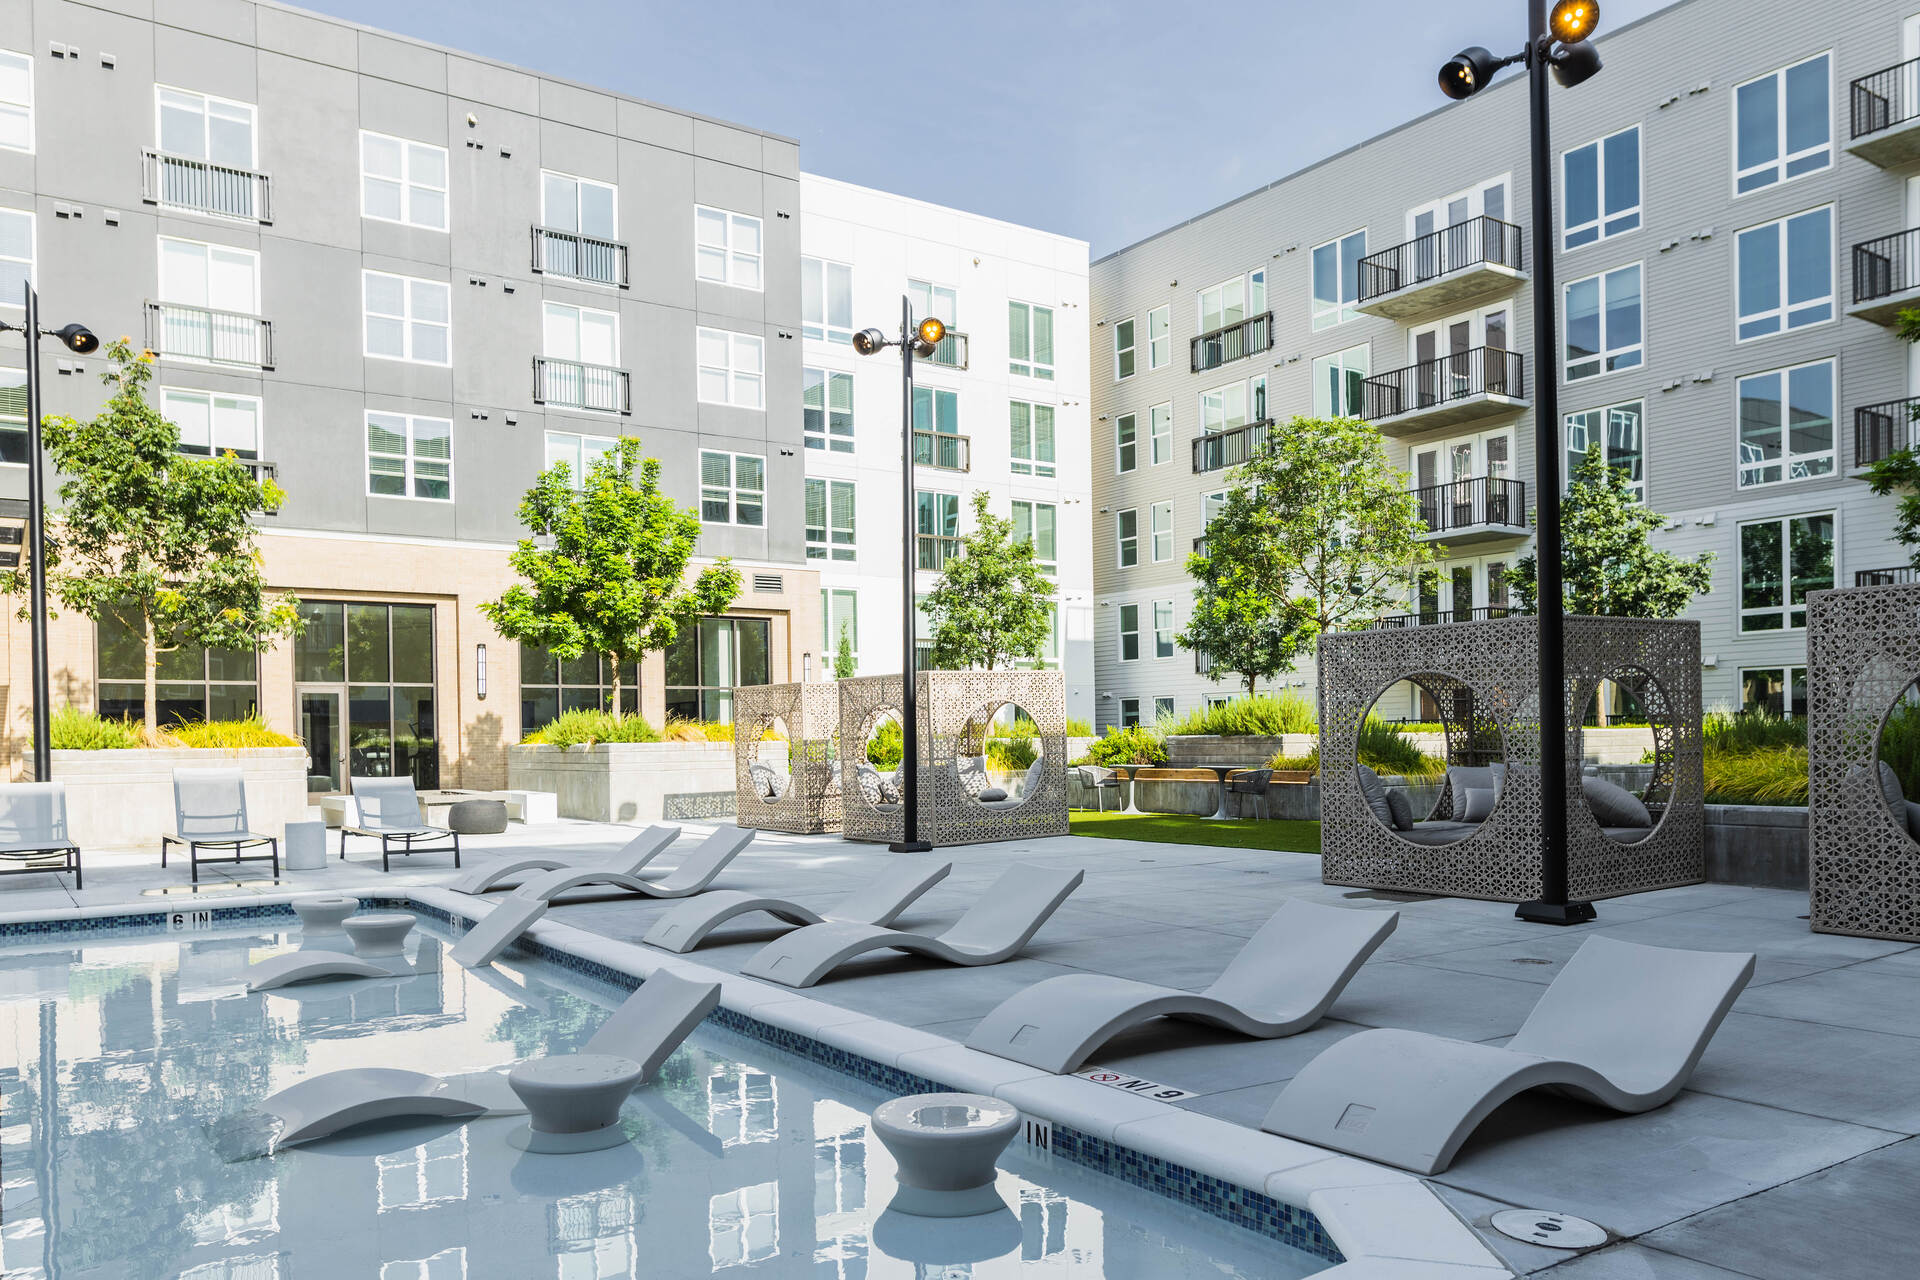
[1179, 416, 1435, 695]
[1861, 308, 1920, 564]
[833, 622, 856, 678]
[481, 436, 740, 707]
[1508, 444, 1713, 617]
[0, 340, 300, 733]
[922, 491, 1056, 670]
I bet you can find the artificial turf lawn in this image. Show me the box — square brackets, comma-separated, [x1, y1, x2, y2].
[1068, 811, 1322, 853]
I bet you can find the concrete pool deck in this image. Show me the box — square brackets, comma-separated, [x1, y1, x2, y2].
[4, 819, 1914, 1278]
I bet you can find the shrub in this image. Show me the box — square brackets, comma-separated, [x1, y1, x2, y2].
[1704, 745, 1809, 806]
[1264, 720, 1447, 779]
[44, 707, 147, 750]
[866, 717, 903, 769]
[169, 716, 300, 749]
[986, 735, 1038, 771]
[1702, 710, 1805, 754]
[39, 708, 300, 750]
[1083, 725, 1167, 767]
[1879, 700, 1920, 800]
[1162, 692, 1317, 738]
[1268, 748, 1320, 773]
[523, 709, 660, 748]
[662, 718, 733, 743]
[1064, 716, 1094, 737]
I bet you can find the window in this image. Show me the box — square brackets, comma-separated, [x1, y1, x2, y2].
[1150, 501, 1173, 562]
[1738, 360, 1834, 487]
[1734, 53, 1831, 195]
[1735, 206, 1832, 340]
[823, 589, 858, 669]
[1562, 125, 1641, 250]
[1115, 413, 1137, 473]
[1200, 376, 1267, 433]
[917, 491, 961, 569]
[1204, 490, 1228, 525]
[1114, 317, 1136, 380]
[295, 601, 438, 787]
[0, 366, 23, 465]
[1154, 696, 1176, 721]
[161, 388, 261, 460]
[1739, 513, 1833, 632]
[694, 206, 762, 289]
[0, 50, 31, 153]
[803, 368, 854, 451]
[1120, 697, 1142, 728]
[1118, 604, 1140, 661]
[802, 257, 852, 344]
[544, 430, 618, 486]
[362, 271, 450, 365]
[1200, 270, 1266, 333]
[521, 646, 638, 726]
[1009, 301, 1054, 379]
[1009, 401, 1055, 477]
[1012, 500, 1057, 573]
[541, 302, 622, 410]
[360, 131, 448, 230]
[1564, 263, 1642, 381]
[1116, 509, 1139, 568]
[696, 328, 765, 409]
[1150, 403, 1173, 465]
[1565, 400, 1645, 501]
[805, 478, 856, 561]
[2, 206, 31, 309]
[156, 237, 264, 365]
[539, 171, 620, 283]
[1311, 230, 1366, 329]
[154, 87, 259, 219]
[667, 617, 770, 723]
[909, 278, 957, 325]
[97, 605, 257, 726]
[1147, 305, 1170, 369]
[1312, 345, 1371, 418]
[1152, 600, 1175, 659]
[366, 412, 452, 500]
[700, 451, 765, 526]
[1741, 666, 1808, 718]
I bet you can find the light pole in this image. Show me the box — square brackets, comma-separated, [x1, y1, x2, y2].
[0, 284, 98, 784]
[852, 298, 947, 853]
[1440, 0, 1602, 925]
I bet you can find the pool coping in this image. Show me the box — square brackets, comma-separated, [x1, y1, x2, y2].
[0, 890, 1512, 1278]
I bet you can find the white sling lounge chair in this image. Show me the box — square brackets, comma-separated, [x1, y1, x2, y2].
[343, 777, 461, 872]
[1262, 934, 1756, 1175]
[511, 826, 755, 903]
[641, 859, 953, 954]
[0, 782, 82, 889]
[739, 863, 1085, 989]
[161, 768, 278, 884]
[446, 824, 681, 895]
[965, 899, 1399, 1073]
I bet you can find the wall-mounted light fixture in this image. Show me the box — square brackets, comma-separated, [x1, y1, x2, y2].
[476, 643, 488, 700]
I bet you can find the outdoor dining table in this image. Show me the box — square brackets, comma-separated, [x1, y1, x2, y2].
[1109, 764, 1242, 819]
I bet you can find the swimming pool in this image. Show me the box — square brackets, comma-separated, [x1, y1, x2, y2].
[0, 914, 1332, 1278]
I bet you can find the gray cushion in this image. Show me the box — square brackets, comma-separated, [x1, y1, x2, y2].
[1023, 757, 1046, 797]
[1489, 761, 1507, 802]
[1880, 761, 1907, 812]
[956, 755, 991, 798]
[748, 762, 781, 799]
[1448, 766, 1495, 799]
[1355, 765, 1396, 828]
[1399, 820, 1481, 846]
[978, 787, 1008, 803]
[1459, 786, 1496, 823]
[1384, 787, 1413, 831]
[1907, 800, 1920, 842]
[855, 765, 884, 807]
[1582, 774, 1652, 829]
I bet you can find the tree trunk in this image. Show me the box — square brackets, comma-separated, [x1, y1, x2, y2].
[608, 655, 622, 713]
[143, 614, 159, 735]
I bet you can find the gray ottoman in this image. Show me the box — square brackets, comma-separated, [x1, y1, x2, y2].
[448, 799, 509, 835]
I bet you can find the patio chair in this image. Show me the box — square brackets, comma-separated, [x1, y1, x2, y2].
[446, 824, 681, 895]
[1261, 935, 1756, 1175]
[342, 776, 461, 872]
[161, 768, 279, 884]
[1227, 767, 1274, 820]
[641, 858, 953, 953]
[1071, 764, 1121, 813]
[739, 863, 1085, 988]
[965, 899, 1398, 1073]
[509, 826, 755, 903]
[0, 782, 82, 889]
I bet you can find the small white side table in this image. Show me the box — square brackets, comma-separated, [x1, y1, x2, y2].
[507, 1053, 645, 1152]
[342, 912, 415, 958]
[500, 790, 559, 825]
[291, 894, 357, 932]
[871, 1093, 1019, 1217]
[284, 821, 328, 871]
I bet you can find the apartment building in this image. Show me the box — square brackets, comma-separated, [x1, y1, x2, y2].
[797, 174, 1095, 725]
[1090, 0, 1918, 729]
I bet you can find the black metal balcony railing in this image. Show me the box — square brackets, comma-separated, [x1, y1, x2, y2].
[916, 534, 962, 571]
[1857, 566, 1920, 587]
[1412, 476, 1528, 534]
[1191, 418, 1274, 473]
[926, 330, 969, 370]
[1853, 228, 1920, 304]
[534, 357, 632, 414]
[532, 226, 630, 288]
[1854, 395, 1920, 465]
[142, 150, 272, 223]
[1190, 312, 1272, 373]
[1357, 216, 1524, 302]
[1851, 56, 1920, 140]
[144, 301, 274, 370]
[1362, 347, 1525, 421]
[1368, 605, 1518, 630]
[178, 451, 279, 484]
[912, 430, 970, 472]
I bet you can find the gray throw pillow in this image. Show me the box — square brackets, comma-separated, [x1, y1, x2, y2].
[855, 765, 884, 807]
[748, 762, 779, 799]
[1489, 762, 1507, 802]
[979, 787, 1009, 803]
[1583, 774, 1652, 828]
[1907, 800, 1920, 842]
[1384, 787, 1414, 831]
[1879, 761, 1907, 812]
[956, 755, 990, 798]
[1356, 765, 1397, 828]
[1460, 786, 1496, 823]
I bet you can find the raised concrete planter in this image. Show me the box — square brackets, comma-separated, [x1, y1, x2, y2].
[1704, 804, 1808, 890]
[1165, 734, 1312, 769]
[32, 747, 309, 850]
[507, 742, 736, 825]
[1581, 725, 1658, 765]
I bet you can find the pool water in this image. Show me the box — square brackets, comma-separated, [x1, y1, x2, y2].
[0, 918, 1329, 1278]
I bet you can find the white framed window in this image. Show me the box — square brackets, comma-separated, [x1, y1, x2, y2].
[366, 411, 452, 501]
[805, 478, 856, 561]
[1199, 375, 1267, 433]
[1311, 230, 1366, 330]
[360, 131, 448, 231]
[1737, 359, 1834, 488]
[700, 450, 764, 526]
[1009, 301, 1054, 379]
[1013, 500, 1057, 573]
[823, 589, 859, 666]
[0, 50, 32, 153]
[161, 387, 261, 460]
[1202, 489, 1228, 533]
[909, 278, 958, 337]
[1, 206, 31, 309]
[1152, 600, 1175, 659]
[1407, 177, 1509, 239]
[156, 85, 256, 168]
[1115, 413, 1137, 473]
[542, 301, 620, 373]
[544, 430, 618, 487]
[1153, 696, 1175, 722]
[1564, 400, 1645, 501]
[1734, 52, 1831, 195]
[1735, 206, 1833, 340]
[1205, 693, 1230, 711]
[1116, 509, 1139, 568]
[1118, 604, 1140, 662]
[802, 257, 852, 344]
[1563, 263, 1642, 381]
[1312, 344, 1371, 418]
[539, 171, 620, 284]
[1120, 696, 1142, 727]
[1010, 400, 1055, 477]
[362, 270, 450, 365]
[1149, 403, 1173, 465]
[1200, 270, 1266, 334]
[1738, 512, 1833, 632]
[803, 367, 853, 451]
[160, 236, 259, 313]
[0, 366, 26, 465]
[1561, 125, 1640, 250]
[694, 206, 762, 289]
[1150, 501, 1173, 562]
[1113, 317, 1136, 380]
[1740, 665, 1808, 718]
[696, 328, 764, 409]
[1146, 304, 1170, 368]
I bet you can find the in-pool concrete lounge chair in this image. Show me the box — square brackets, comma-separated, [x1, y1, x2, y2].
[342, 777, 461, 871]
[1261, 935, 1756, 1175]
[449, 895, 551, 968]
[446, 824, 680, 895]
[739, 863, 1085, 989]
[161, 768, 279, 884]
[0, 782, 82, 889]
[641, 859, 953, 953]
[965, 899, 1399, 1073]
[511, 826, 755, 903]
[583, 970, 723, 1083]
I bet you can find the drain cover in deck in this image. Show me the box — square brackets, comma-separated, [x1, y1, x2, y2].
[1490, 1210, 1606, 1249]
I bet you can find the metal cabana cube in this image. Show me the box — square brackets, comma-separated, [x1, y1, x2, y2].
[732, 681, 842, 835]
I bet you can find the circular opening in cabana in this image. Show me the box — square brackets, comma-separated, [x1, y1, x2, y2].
[1576, 669, 1673, 845]
[854, 709, 906, 812]
[745, 716, 791, 805]
[1354, 674, 1504, 847]
[1872, 680, 1920, 839]
[954, 702, 1046, 810]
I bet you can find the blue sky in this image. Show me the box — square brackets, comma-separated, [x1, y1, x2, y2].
[304, 0, 1680, 256]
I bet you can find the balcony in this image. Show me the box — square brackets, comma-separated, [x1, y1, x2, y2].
[916, 534, 962, 571]
[1411, 475, 1528, 545]
[1361, 347, 1526, 436]
[1849, 57, 1920, 168]
[534, 357, 632, 414]
[1191, 418, 1274, 473]
[1857, 566, 1920, 587]
[141, 150, 272, 223]
[1855, 395, 1920, 466]
[912, 429, 970, 472]
[926, 329, 969, 370]
[1850, 229, 1920, 326]
[1191, 312, 1272, 373]
[1368, 605, 1518, 630]
[531, 226, 629, 288]
[1356, 217, 1525, 321]
[144, 301, 274, 370]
